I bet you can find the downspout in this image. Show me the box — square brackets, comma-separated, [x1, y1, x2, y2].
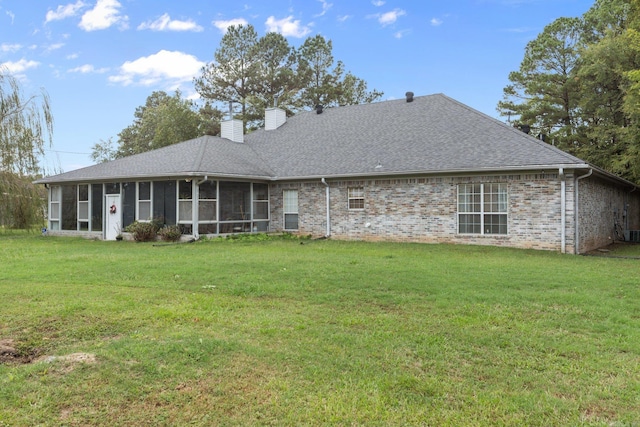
[574, 168, 593, 254]
[193, 176, 208, 240]
[321, 178, 331, 237]
[559, 168, 566, 254]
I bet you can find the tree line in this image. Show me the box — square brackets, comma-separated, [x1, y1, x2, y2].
[498, 0, 640, 182]
[91, 26, 383, 162]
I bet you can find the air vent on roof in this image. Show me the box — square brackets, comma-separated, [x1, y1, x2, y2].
[315, 104, 323, 114]
[518, 124, 531, 134]
[406, 92, 414, 102]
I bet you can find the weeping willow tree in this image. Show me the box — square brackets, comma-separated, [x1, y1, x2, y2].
[0, 70, 53, 229]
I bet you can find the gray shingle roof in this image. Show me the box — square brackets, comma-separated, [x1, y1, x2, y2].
[251, 93, 587, 178]
[36, 93, 589, 184]
[37, 135, 274, 183]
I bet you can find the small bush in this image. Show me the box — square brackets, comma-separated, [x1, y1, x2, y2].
[158, 225, 182, 242]
[125, 221, 159, 242]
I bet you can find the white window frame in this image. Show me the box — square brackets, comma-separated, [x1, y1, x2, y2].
[198, 180, 218, 224]
[457, 183, 508, 235]
[252, 183, 269, 231]
[178, 180, 193, 224]
[137, 181, 152, 222]
[77, 184, 89, 230]
[348, 187, 365, 210]
[283, 189, 298, 230]
[49, 185, 61, 230]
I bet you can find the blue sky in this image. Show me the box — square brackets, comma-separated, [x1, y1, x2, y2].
[1, 0, 592, 173]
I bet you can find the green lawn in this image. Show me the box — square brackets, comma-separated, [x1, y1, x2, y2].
[1, 234, 639, 426]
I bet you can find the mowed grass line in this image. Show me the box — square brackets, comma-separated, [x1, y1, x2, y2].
[0, 234, 639, 426]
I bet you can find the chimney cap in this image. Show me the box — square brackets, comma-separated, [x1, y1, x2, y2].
[405, 92, 414, 102]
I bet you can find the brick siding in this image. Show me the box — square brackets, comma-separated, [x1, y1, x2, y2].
[269, 172, 639, 253]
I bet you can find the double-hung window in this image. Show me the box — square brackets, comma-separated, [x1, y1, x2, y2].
[348, 187, 364, 210]
[458, 183, 507, 235]
[283, 189, 298, 230]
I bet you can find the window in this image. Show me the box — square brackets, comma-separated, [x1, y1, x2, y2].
[138, 182, 151, 221]
[198, 180, 217, 222]
[458, 183, 507, 235]
[49, 186, 61, 230]
[252, 183, 269, 232]
[283, 189, 298, 230]
[198, 180, 217, 234]
[105, 183, 120, 194]
[78, 184, 89, 231]
[178, 180, 193, 223]
[348, 187, 364, 210]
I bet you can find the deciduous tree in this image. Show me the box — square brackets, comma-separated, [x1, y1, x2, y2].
[92, 91, 212, 160]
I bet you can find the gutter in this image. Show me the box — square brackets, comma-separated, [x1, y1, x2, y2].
[272, 164, 592, 182]
[559, 168, 566, 254]
[574, 168, 593, 254]
[321, 178, 331, 237]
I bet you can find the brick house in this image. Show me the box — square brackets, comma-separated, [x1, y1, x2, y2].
[35, 93, 640, 253]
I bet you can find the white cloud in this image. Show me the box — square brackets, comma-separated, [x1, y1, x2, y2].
[108, 50, 204, 88]
[212, 18, 248, 33]
[0, 58, 40, 74]
[79, 0, 128, 31]
[315, 0, 333, 17]
[69, 64, 108, 73]
[0, 43, 22, 53]
[45, 1, 86, 23]
[394, 29, 410, 39]
[138, 13, 203, 32]
[430, 18, 443, 26]
[265, 16, 312, 38]
[44, 43, 66, 53]
[337, 15, 351, 23]
[372, 0, 385, 6]
[377, 9, 406, 27]
[6, 10, 16, 24]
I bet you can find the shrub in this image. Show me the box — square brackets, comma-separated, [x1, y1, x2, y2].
[158, 225, 182, 242]
[125, 221, 159, 242]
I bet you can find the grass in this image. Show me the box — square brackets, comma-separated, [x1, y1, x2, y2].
[0, 233, 639, 426]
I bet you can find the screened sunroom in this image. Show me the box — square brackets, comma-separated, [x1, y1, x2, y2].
[46, 179, 270, 240]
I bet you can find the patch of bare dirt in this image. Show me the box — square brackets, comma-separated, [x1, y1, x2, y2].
[35, 352, 97, 373]
[1, 338, 96, 370]
[0, 338, 39, 365]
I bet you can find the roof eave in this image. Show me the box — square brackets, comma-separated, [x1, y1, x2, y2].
[34, 171, 274, 185]
[273, 164, 594, 182]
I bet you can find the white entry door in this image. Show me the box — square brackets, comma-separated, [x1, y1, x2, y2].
[105, 194, 122, 240]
